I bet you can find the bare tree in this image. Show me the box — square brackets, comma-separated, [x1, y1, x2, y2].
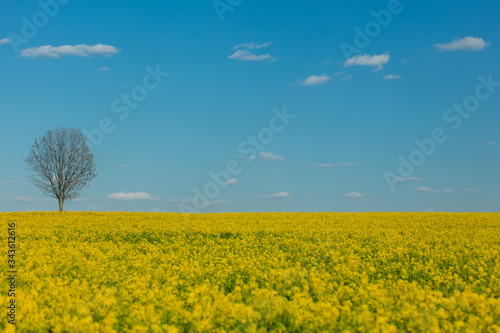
[24, 126, 97, 212]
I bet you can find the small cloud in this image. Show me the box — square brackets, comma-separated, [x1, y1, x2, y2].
[443, 189, 454, 193]
[413, 186, 431, 192]
[1, 180, 16, 185]
[464, 188, 479, 193]
[434, 36, 490, 52]
[301, 74, 331, 86]
[413, 186, 439, 193]
[13, 196, 52, 203]
[223, 178, 237, 185]
[341, 74, 352, 80]
[114, 149, 121, 152]
[258, 152, 283, 162]
[229, 50, 277, 61]
[370, 194, 376, 198]
[229, 42, 276, 62]
[321, 60, 332, 65]
[151, 208, 162, 213]
[383, 74, 402, 80]
[0, 38, 10, 45]
[342, 192, 364, 198]
[334, 72, 344, 77]
[20, 44, 120, 58]
[233, 42, 272, 50]
[487, 142, 498, 146]
[118, 164, 130, 168]
[0, 193, 11, 197]
[260, 191, 291, 199]
[344, 52, 390, 71]
[394, 177, 422, 182]
[402, 58, 407, 64]
[97, 66, 109, 71]
[106, 191, 157, 200]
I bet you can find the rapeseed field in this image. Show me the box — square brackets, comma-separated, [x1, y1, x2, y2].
[1, 212, 499, 332]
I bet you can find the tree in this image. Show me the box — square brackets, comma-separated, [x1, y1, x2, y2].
[24, 126, 97, 212]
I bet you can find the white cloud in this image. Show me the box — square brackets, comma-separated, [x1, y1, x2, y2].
[301, 74, 331, 86]
[98, 67, 109, 71]
[229, 50, 276, 61]
[106, 191, 156, 200]
[434, 36, 490, 52]
[118, 164, 130, 168]
[0, 193, 10, 197]
[223, 178, 238, 185]
[1, 180, 16, 185]
[342, 192, 364, 198]
[258, 152, 283, 162]
[487, 142, 498, 146]
[233, 42, 272, 50]
[383, 74, 402, 80]
[344, 52, 390, 71]
[413, 186, 439, 193]
[229, 42, 276, 61]
[0, 38, 10, 45]
[13, 196, 52, 203]
[443, 189, 454, 193]
[260, 191, 291, 199]
[321, 60, 332, 65]
[464, 188, 479, 193]
[394, 177, 422, 182]
[341, 74, 352, 80]
[20, 44, 120, 58]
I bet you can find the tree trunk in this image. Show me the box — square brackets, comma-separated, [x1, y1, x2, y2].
[59, 199, 64, 212]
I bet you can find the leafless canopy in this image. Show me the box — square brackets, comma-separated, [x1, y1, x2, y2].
[24, 127, 97, 212]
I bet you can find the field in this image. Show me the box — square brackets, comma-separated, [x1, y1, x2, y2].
[1, 212, 500, 332]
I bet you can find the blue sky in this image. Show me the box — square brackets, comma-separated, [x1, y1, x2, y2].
[1, 0, 499, 212]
